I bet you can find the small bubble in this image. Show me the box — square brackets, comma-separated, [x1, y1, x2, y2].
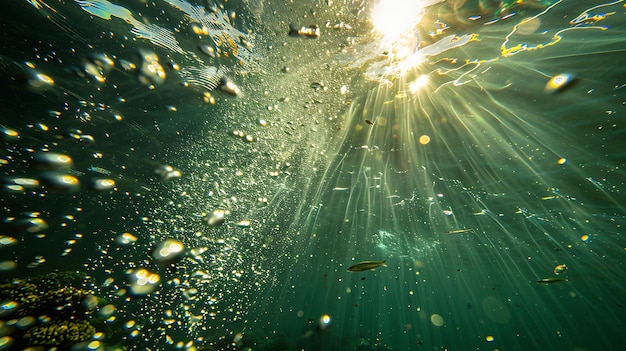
[430, 314, 444, 327]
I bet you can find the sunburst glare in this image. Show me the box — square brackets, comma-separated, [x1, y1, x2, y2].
[1, 0, 625, 350]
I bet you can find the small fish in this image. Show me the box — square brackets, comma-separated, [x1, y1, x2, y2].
[536, 277, 568, 284]
[347, 258, 387, 272]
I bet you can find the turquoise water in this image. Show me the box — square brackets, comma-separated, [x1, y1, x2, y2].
[1, 0, 625, 350]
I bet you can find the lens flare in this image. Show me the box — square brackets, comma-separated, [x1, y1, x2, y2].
[371, 0, 427, 41]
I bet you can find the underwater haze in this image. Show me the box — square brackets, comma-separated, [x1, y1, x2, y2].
[1, 0, 625, 350]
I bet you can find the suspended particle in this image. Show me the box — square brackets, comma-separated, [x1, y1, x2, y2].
[82, 294, 99, 311]
[219, 77, 241, 96]
[90, 178, 116, 191]
[205, 209, 226, 227]
[0, 336, 13, 350]
[1, 127, 19, 140]
[236, 220, 251, 228]
[27, 71, 55, 90]
[137, 50, 166, 86]
[15, 316, 36, 329]
[128, 268, 161, 296]
[0, 261, 17, 272]
[419, 135, 431, 145]
[190, 23, 209, 36]
[124, 320, 137, 330]
[199, 44, 216, 57]
[83, 62, 106, 83]
[0, 236, 18, 248]
[318, 314, 331, 332]
[3, 177, 39, 189]
[10, 217, 48, 233]
[289, 24, 321, 38]
[118, 59, 137, 72]
[39, 172, 80, 192]
[553, 264, 568, 275]
[32, 152, 74, 171]
[154, 165, 181, 181]
[233, 333, 243, 347]
[98, 304, 116, 318]
[116, 232, 137, 245]
[203, 92, 216, 104]
[0, 300, 19, 318]
[151, 239, 185, 264]
[544, 73, 575, 94]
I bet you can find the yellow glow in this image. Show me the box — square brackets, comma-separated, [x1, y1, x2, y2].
[409, 75, 429, 93]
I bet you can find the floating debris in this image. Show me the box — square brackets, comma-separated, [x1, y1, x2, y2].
[445, 228, 474, 234]
[219, 77, 241, 96]
[536, 277, 569, 284]
[235, 220, 251, 228]
[289, 24, 320, 38]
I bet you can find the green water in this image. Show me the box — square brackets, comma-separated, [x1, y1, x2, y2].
[0, 0, 625, 350]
